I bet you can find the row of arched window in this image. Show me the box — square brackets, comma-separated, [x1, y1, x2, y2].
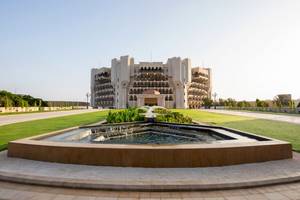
[95, 79, 111, 84]
[139, 67, 163, 71]
[188, 91, 207, 96]
[95, 91, 114, 96]
[192, 72, 209, 78]
[95, 72, 110, 78]
[94, 85, 114, 91]
[133, 82, 169, 87]
[129, 95, 173, 101]
[129, 88, 173, 94]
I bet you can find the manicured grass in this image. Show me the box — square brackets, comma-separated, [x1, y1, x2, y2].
[173, 109, 253, 124]
[176, 109, 300, 152]
[0, 110, 109, 151]
[2, 108, 300, 152]
[0, 109, 80, 115]
[223, 109, 300, 117]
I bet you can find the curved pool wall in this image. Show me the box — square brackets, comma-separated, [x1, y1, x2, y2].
[41, 122, 259, 144]
[7, 122, 293, 168]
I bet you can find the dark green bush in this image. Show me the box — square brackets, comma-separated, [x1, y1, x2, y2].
[153, 108, 169, 114]
[156, 111, 192, 124]
[137, 107, 147, 113]
[106, 108, 145, 123]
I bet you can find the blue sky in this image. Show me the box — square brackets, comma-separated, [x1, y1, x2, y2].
[0, 0, 299, 101]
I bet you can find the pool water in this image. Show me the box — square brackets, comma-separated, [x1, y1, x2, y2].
[42, 122, 260, 145]
[99, 132, 216, 144]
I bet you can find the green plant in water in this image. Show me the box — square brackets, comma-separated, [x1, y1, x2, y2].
[106, 108, 145, 123]
[155, 110, 192, 124]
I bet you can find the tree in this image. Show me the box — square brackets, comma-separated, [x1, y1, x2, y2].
[237, 101, 245, 108]
[289, 100, 296, 109]
[218, 98, 225, 106]
[237, 100, 251, 108]
[0, 90, 48, 107]
[243, 101, 251, 107]
[255, 99, 269, 108]
[273, 96, 282, 108]
[256, 99, 263, 107]
[225, 98, 237, 107]
[1, 96, 13, 107]
[262, 101, 269, 107]
[202, 97, 213, 109]
[273, 95, 290, 107]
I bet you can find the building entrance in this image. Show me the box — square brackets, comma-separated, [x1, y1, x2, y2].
[144, 98, 158, 106]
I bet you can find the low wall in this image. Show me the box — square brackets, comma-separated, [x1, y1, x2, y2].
[0, 106, 86, 113]
[217, 107, 300, 114]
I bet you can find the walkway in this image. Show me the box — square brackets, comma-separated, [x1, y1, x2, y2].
[0, 179, 300, 199]
[204, 109, 300, 125]
[0, 109, 99, 126]
[1, 151, 300, 191]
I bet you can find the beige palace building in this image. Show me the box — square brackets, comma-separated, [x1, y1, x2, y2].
[91, 55, 212, 109]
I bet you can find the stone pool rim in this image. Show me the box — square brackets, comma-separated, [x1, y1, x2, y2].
[7, 122, 293, 168]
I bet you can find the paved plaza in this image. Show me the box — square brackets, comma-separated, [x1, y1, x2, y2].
[0, 151, 300, 192]
[0, 109, 99, 126]
[204, 109, 300, 125]
[1, 109, 300, 199]
[1, 180, 300, 199]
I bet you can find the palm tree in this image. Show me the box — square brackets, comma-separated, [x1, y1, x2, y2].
[273, 96, 282, 108]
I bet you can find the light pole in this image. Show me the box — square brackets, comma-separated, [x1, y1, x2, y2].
[212, 92, 217, 109]
[86, 93, 90, 109]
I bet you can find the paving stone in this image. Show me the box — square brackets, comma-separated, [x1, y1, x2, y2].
[280, 190, 300, 199]
[52, 194, 75, 200]
[225, 196, 248, 200]
[2, 181, 300, 199]
[1, 151, 300, 191]
[95, 197, 117, 200]
[264, 192, 290, 200]
[244, 194, 268, 200]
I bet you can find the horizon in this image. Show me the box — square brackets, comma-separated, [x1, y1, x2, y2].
[1, 0, 299, 101]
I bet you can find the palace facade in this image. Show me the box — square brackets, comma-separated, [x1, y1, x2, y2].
[91, 55, 211, 109]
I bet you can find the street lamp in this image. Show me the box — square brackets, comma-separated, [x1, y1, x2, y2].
[86, 93, 90, 109]
[212, 92, 217, 109]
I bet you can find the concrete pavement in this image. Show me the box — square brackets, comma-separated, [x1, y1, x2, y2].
[204, 109, 300, 124]
[0, 179, 300, 199]
[0, 109, 100, 126]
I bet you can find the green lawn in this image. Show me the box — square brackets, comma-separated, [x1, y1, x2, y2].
[1, 108, 300, 152]
[223, 109, 300, 117]
[175, 109, 300, 152]
[0, 109, 80, 115]
[0, 110, 109, 151]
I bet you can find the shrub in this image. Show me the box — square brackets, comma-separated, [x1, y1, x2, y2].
[153, 108, 169, 114]
[106, 108, 145, 123]
[156, 111, 192, 124]
[137, 107, 147, 113]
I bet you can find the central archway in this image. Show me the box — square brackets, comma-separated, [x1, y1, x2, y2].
[144, 97, 158, 106]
